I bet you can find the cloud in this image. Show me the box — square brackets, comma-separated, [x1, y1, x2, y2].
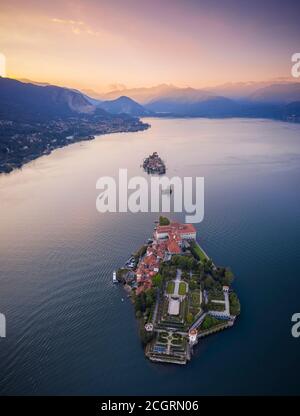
[51, 18, 84, 25]
[50, 18, 100, 37]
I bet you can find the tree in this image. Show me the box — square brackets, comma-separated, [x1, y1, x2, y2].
[218, 267, 226, 276]
[222, 269, 234, 286]
[135, 292, 146, 313]
[229, 292, 240, 316]
[189, 279, 197, 291]
[201, 315, 220, 330]
[159, 263, 176, 280]
[187, 257, 196, 270]
[159, 216, 170, 226]
[145, 289, 156, 307]
[182, 271, 189, 280]
[152, 273, 163, 289]
[203, 275, 215, 290]
[139, 325, 154, 345]
[134, 245, 147, 259]
[171, 255, 196, 271]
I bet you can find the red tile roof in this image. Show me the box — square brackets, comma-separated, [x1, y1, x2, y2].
[167, 239, 181, 254]
[135, 221, 196, 294]
[156, 222, 196, 236]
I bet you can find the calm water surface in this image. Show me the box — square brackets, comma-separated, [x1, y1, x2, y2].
[0, 118, 300, 395]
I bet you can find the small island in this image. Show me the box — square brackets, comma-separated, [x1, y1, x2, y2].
[142, 152, 166, 174]
[117, 216, 240, 365]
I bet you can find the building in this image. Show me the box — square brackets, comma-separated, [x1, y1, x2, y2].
[155, 222, 197, 241]
[135, 221, 197, 294]
[188, 329, 197, 345]
[166, 234, 182, 254]
[145, 323, 154, 332]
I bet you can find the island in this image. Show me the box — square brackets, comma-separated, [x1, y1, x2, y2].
[142, 152, 166, 174]
[117, 216, 240, 365]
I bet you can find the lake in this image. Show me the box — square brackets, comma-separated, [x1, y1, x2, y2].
[0, 117, 300, 395]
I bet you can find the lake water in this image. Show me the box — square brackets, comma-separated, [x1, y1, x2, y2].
[0, 118, 300, 395]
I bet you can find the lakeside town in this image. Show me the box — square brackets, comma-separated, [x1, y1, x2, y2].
[117, 217, 240, 365]
[0, 114, 149, 174]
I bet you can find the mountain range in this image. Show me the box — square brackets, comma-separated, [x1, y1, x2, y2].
[83, 81, 300, 120]
[5, 76, 300, 120]
[248, 83, 300, 104]
[87, 80, 299, 102]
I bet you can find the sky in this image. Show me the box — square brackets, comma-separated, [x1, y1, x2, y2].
[0, 0, 299, 92]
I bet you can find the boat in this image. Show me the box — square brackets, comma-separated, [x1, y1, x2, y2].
[125, 256, 135, 266]
[113, 270, 118, 283]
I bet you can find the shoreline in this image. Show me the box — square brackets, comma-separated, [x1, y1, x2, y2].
[0, 119, 150, 175]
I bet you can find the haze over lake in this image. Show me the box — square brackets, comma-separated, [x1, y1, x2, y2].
[0, 118, 300, 395]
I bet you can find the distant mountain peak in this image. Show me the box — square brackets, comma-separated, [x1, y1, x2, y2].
[115, 95, 134, 101]
[96, 95, 151, 116]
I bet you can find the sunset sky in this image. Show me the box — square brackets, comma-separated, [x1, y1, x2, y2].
[1, 0, 299, 92]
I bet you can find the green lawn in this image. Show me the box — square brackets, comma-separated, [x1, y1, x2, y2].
[179, 282, 187, 295]
[166, 281, 175, 294]
[191, 241, 207, 262]
[196, 245, 207, 262]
